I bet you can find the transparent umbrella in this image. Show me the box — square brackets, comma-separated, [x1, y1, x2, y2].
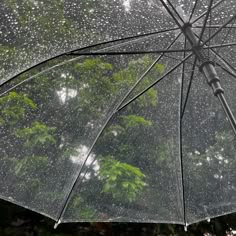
[0, 0, 236, 228]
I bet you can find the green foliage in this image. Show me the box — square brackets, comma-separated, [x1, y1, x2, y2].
[75, 58, 115, 107]
[14, 156, 48, 178]
[120, 115, 152, 129]
[70, 196, 97, 220]
[113, 56, 162, 108]
[100, 156, 147, 202]
[5, 0, 75, 41]
[0, 92, 36, 125]
[0, 46, 17, 69]
[75, 58, 113, 72]
[15, 122, 56, 148]
[155, 63, 166, 75]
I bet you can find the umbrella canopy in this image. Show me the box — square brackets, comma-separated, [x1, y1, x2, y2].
[0, 0, 236, 227]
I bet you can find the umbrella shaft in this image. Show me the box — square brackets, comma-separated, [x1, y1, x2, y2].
[201, 63, 223, 96]
[201, 63, 236, 136]
[183, 24, 236, 136]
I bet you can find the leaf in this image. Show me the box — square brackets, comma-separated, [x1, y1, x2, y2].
[99, 156, 147, 202]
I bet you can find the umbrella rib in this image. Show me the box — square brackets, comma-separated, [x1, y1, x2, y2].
[211, 48, 236, 74]
[0, 33, 186, 98]
[205, 42, 236, 49]
[179, 38, 187, 225]
[191, 0, 225, 24]
[193, 25, 236, 29]
[159, 0, 183, 29]
[216, 63, 236, 79]
[0, 27, 179, 87]
[53, 32, 184, 226]
[54, 110, 116, 227]
[181, 56, 197, 119]
[163, 54, 195, 66]
[115, 32, 183, 111]
[117, 53, 193, 112]
[189, 0, 199, 22]
[69, 48, 192, 56]
[0, 68, 197, 99]
[203, 14, 236, 45]
[212, 18, 236, 62]
[165, 0, 185, 24]
[198, 0, 214, 44]
[0, 61, 72, 97]
[180, 39, 187, 116]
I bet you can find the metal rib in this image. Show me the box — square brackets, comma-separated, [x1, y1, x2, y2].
[205, 42, 236, 49]
[117, 53, 193, 112]
[193, 25, 236, 29]
[181, 56, 197, 119]
[166, 0, 185, 24]
[0, 27, 179, 87]
[69, 48, 192, 56]
[198, 0, 214, 44]
[194, 32, 236, 79]
[189, 0, 199, 22]
[160, 0, 183, 29]
[191, 0, 225, 24]
[179, 37, 187, 227]
[203, 14, 236, 45]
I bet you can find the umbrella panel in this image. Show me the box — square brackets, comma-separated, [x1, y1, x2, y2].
[61, 72, 183, 224]
[182, 67, 236, 224]
[0, 54, 171, 220]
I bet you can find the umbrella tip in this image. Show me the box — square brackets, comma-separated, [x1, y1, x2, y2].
[184, 224, 188, 232]
[54, 219, 61, 229]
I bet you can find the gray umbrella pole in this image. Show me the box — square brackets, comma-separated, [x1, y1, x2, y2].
[183, 23, 236, 136]
[202, 63, 236, 136]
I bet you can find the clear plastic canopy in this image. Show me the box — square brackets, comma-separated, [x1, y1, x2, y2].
[0, 0, 236, 226]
